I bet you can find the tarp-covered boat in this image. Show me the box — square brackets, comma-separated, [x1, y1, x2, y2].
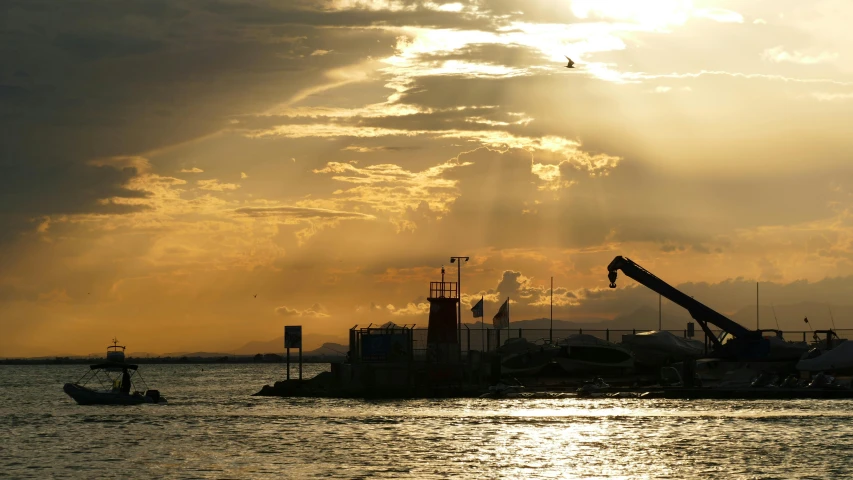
[797, 339, 853, 374]
[621, 330, 705, 367]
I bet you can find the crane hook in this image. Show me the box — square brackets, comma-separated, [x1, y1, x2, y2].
[608, 271, 618, 288]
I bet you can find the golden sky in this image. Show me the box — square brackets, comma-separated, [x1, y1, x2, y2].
[3, 0, 853, 356]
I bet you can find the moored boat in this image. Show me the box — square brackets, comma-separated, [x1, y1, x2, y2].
[797, 338, 853, 375]
[554, 334, 634, 375]
[620, 330, 705, 368]
[497, 337, 559, 376]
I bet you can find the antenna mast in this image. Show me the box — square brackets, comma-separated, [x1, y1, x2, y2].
[550, 276, 553, 343]
[771, 304, 780, 330]
[829, 306, 837, 331]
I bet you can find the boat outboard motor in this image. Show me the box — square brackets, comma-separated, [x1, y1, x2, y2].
[145, 390, 161, 403]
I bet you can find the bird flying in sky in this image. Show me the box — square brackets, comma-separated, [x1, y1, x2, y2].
[253, 294, 257, 298]
[565, 56, 575, 68]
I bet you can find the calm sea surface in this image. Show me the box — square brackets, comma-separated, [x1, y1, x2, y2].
[2, 363, 853, 479]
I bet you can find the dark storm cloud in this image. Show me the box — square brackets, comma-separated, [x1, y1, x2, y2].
[52, 32, 166, 61]
[0, 163, 150, 215]
[203, 1, 499, 30]
[5, 0, 189, 18]
[0, 85, 32, 103]
[2, 0, 548, 246]
[0, 0, 405, 241]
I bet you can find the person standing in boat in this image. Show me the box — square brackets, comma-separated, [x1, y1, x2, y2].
[120, 368, 131, 394]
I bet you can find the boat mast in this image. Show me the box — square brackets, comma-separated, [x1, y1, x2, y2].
[756, 282, 759, 330]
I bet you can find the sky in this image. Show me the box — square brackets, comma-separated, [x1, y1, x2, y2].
[3, 0, 853, 356]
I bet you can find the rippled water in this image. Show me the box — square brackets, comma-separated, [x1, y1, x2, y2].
[3, 363, 853, 479]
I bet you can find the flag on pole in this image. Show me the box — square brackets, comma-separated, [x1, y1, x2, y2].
[493, 298, 509, 329]
[471, 297, 484, 318]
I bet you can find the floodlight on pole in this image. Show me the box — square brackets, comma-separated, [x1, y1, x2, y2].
[449, 256, 469, 359]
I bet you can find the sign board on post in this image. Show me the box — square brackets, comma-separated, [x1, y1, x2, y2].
[284, 326, 303, 381]
[285, 326, 302, 348]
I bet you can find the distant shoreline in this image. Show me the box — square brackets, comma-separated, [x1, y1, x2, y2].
[0, 355, 343, 366]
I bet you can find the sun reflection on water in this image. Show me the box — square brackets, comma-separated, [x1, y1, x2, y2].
[4, 365, 853, 478]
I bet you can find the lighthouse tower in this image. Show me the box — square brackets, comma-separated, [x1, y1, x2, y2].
[426, 266, 459, 364]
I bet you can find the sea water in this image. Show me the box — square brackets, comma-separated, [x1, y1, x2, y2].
[2, 363, 852, 479]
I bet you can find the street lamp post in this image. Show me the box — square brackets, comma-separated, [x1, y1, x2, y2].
[450, 256, 469, 359]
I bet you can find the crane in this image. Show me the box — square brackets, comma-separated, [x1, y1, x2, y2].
[607, 256, 769, 359]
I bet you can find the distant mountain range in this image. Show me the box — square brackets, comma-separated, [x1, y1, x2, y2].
[134, 340, 349, 358]
[14, 301, 851, 359]
[119, 334, 350, 358]
[460, 306, 690, 332]
[229, 301, 852, 356]
[36, 339, 349, 360]
[232, 334, 348, 355]
[461, 301, 852, 335]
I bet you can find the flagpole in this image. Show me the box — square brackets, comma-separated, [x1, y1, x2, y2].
[506, 296, 510, 338]
[480, 295, 484, 352]
[550, 276, 553, 344]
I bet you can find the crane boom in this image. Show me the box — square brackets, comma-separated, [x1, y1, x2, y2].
[607, 256, 767, 358]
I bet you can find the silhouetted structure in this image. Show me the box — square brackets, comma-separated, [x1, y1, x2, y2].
[608, 256, 772, 360]
[427, 266, 459, 364]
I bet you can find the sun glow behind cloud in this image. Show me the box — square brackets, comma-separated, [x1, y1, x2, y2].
[763, 46, 839, 65]
[367, 0, 749, 86]
[252, 0, 768, 136]
[6, 0, 853, 356]
[571, 0, 742, 28]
